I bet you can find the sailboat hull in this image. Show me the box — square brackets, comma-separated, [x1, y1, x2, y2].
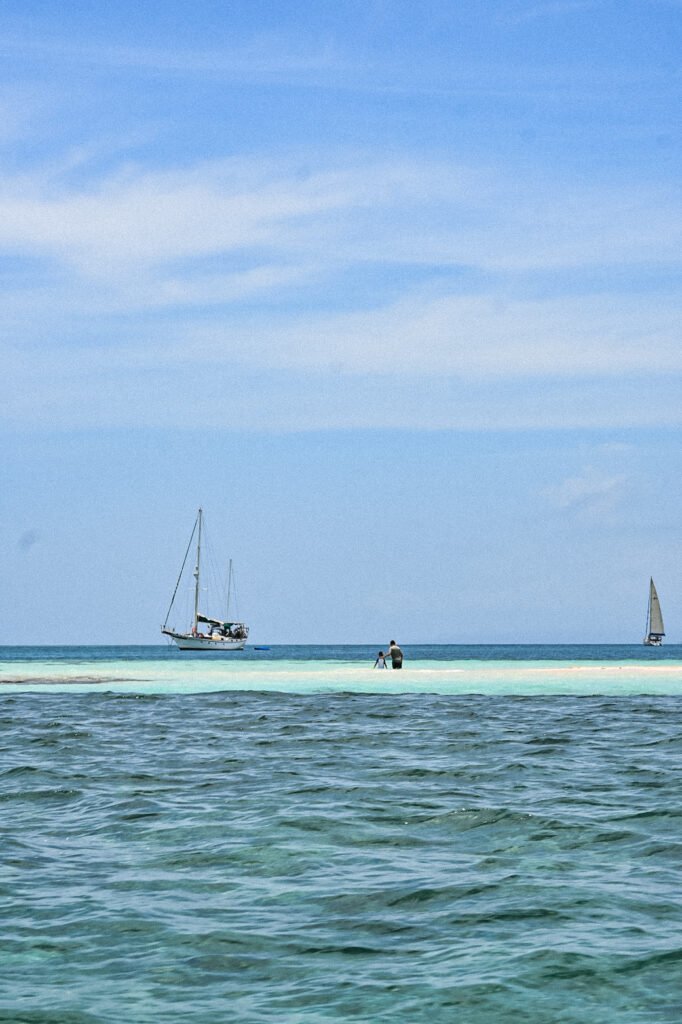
[163, 630, 246, 652]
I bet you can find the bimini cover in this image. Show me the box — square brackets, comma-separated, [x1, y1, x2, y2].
[198, 615, 246, 632]
[197, 614, 227, 627]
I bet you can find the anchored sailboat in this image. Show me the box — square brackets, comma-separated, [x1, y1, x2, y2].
[643, 577, 665, 647]
[162, 508, 249, 651]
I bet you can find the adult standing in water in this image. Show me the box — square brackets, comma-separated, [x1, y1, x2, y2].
[387, 641, 403, 669]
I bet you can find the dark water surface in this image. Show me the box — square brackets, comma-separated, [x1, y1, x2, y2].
[2, 678, 682, 1021]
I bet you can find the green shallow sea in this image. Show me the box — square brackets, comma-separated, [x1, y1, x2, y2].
[1, 643, 682, 696]
[1, 646, 681, 1023]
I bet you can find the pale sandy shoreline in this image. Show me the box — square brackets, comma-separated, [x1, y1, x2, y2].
[1, 661, 681, 694]
[466, 664, 682, 674]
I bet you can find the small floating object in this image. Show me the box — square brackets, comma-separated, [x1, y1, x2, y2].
[254, 646, 271, 651]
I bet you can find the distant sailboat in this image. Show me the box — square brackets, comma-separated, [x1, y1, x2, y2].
[162, 508, 249, 651]
[643, 578, 665, 647]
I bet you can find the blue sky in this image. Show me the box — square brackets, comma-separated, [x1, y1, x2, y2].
[2, 0, 680, 643]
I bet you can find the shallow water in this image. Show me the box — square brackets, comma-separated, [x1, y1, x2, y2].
[1, 644, 682, 696]
[1, 648, 682, 1022]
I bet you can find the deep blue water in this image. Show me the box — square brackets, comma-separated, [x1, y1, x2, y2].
[1, 647, 682, 1022]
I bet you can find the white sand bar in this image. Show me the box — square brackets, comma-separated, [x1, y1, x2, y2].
[1, 658, 682, 696]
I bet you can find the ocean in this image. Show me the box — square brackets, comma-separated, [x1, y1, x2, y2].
[2, 645, 682, 1023]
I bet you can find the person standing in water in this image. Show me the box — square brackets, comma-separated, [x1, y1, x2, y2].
[387, 641, 403, 669]
[373, 650, 387, 669]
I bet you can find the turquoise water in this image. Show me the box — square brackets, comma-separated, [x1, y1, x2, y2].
[2, 646, 682, 1022]
[1, 643, 682, 696]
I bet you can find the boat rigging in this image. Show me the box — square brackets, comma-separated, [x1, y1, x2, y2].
[162, 508, 249, 651]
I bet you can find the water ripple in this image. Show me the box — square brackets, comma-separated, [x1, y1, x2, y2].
[1, 691, 682, 1022]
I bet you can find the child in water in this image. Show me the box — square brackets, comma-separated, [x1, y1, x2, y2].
[373, 650, 388, 669]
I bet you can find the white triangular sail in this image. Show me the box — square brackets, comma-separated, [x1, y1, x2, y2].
[648, 578, 665, 637]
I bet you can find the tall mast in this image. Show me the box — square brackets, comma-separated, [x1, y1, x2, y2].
[193, 508, 203, 632]
[226, 558, 233, 619]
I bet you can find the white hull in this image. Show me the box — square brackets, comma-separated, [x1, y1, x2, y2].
[164, 631, 246, 651]
[643, 637, 663, 647]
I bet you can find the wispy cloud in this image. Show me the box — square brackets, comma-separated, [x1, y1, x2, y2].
[0, 28, 673, 103]
[0, 146, 679, 431]
[544, 467, 629, 514]
[4, 346, 680, 431]
[0, 153, 679, 289]
[0, 33, 354, 83]
[0, 156, 449, 275]
[0, 0, 679, 436]
[501, 0, 605, 25]
[124, 289, 679, 380]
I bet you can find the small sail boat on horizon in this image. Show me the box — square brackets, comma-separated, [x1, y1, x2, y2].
[162, 508, 249, 651]
[643, 577, 665, 647]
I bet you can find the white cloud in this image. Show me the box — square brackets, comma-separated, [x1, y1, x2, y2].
[0, 154, 679, 287]
[0, 32, 354, 83]
[501, 0, 604, 25]
[544, 468, 629, 514]
[215, 290, 681, 377]
[0, 157, 455, 277]
[0, 150, 679, 431]
[4, 283, 680, 381]
[3, 334, 681, 432]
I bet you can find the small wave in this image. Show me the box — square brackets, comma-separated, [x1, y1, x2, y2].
[615, 947, 682, 974]
[0, 787, 82, 803]
[607, 808, 682, 824]
[418, 806, 533, 831]
[385, 880, 504, 907]
[0, 1012, 100, 1024]
[0, 765, 41, 777]
[512, 947, 609, 982]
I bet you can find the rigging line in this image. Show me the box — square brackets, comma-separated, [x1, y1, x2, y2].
[206, 533, 222, 605]
[163, 518, 198, 628]
[204, 532, 224, 613]
[231, 568, 240, 620]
